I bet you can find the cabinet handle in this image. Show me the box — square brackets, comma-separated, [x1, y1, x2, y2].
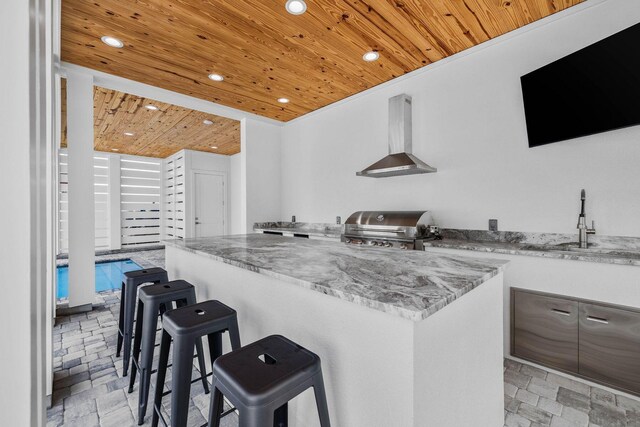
[586, 315, 609, 324]
[551, 308, 571, 316]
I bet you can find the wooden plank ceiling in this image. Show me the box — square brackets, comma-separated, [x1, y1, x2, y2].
[61, 81, 241, 158]
[61, 0, 583, 122]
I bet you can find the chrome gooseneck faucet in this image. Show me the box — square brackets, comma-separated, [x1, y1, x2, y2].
[577, 189, 596, 249]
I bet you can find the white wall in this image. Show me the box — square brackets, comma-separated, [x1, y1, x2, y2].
[242, 119, 282, 232]
[229, 153, 244, 234]
[0, 0, 50, 424]
[280, 0, 640, 238]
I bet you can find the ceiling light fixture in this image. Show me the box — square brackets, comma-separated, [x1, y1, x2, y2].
[100, 35, 124, 48]
[362, 51, 380, 62]
[208, 73, 224, 82]
[285, 0, 307, 15]
[124, 132, 134, 136]
[111, 148, 120, 152]
[145, 105, 159, 111]
[277, 98, 290, 104]
[210, 146, 218, 149]
[203, 119, 214, 125]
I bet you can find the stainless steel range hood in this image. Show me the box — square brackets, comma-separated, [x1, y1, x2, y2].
[357, 94, 437, 178]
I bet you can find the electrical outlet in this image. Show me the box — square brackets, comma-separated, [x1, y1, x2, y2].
[336, 216, 341, 225]
[489, 219, 498, 232]
[291, 215, 296, 223]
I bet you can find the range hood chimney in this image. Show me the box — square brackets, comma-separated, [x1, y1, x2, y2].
[357, 94, 437, 178]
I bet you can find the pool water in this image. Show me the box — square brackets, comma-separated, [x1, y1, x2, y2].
[57, 259, 143, 299]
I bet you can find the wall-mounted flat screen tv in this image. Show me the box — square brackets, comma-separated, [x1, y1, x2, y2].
[521, 23, 640, 148]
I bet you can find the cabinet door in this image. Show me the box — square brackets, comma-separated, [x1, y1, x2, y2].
[513, 291, 579, 372]
[579, 303, 640, 394]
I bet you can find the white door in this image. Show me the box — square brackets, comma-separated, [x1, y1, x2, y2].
[194, 172, 225, 237]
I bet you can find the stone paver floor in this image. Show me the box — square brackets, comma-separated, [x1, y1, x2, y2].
[49, 290, 640, 427]
[503, 359, 640, 427]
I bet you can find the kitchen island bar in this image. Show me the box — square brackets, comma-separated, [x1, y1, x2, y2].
[165, 234, 508, 427]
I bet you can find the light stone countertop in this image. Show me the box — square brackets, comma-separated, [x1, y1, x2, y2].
[253, 222, 341, 239]
[426, 229, 640, 267]
[164, 234, 508, 321]
[425, 239, 640, 267]
[252, 223, 640, 267]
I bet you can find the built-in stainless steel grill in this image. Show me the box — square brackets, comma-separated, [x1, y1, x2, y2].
[341, 211, 440, 250]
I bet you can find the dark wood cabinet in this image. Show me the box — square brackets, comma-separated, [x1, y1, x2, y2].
[512, 289, 640, 396]
[513, 291, 579, 373]
[579, 302, 640, 394]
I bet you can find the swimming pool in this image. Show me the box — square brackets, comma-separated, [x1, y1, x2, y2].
[56, 259, 142, 299]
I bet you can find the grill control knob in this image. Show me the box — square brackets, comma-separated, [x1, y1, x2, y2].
[345, 238, 351, 244]
[400, 243, 408, 250]
[384, 242, 392, 247]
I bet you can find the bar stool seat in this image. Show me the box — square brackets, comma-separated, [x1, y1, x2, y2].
[152, 300, 241, 427]
[208, 334, 331, 427]
[128, 280, 210, 425]
[116, 267, 168, 377]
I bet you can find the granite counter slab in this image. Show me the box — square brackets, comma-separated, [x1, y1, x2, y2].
[424, 239, 640, 267]
[253, 222, 341, 239]
[164, 234, 508, 321]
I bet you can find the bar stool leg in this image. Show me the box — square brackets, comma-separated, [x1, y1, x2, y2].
[170, 335, 196, 427]
[137, 300, 161, 424]
[182, 294, 210, 394]
[240, 406, 273, 427]
[151, 331, 171, 427]
[208, 381, 224, 427]
[116, 281, 126, 357]
[207, 331, 223, 362]
[313, 373, 331, 427]
[228, 315, 242, 350]
[128, 300, 145, 393]
[122, 279, 139, 376]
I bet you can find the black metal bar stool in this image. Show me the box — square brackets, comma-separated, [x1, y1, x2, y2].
[208, 334, 331, 427]
[128, 280, 210, 425]
[151, 300, 242, 427]
[117, 267, 169, 377]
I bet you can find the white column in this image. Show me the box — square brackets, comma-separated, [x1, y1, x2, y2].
[241, 118, 282, 232]
[239, 120, 248, 234]
[108, 154, 122, 250]
[66, 70, 95, 309]
[0, 0, 50, 423]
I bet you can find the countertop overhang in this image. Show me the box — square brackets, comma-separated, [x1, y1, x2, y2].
[164, 234, 508, 321]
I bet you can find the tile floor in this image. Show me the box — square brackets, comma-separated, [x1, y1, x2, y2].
[503, 358, 640, 427]
[48, 250, 640, 427]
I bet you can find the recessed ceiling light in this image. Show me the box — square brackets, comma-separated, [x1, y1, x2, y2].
[203, 119, 214, 125]
[210, 146, 218, 149]
[145, 105, 159, 111]
[101, 36, 124, 48]
[208, 73, 224, 82]
[362, 51, 380, 62]
[277, 98, 290, 104]
[111, 148, 119, 152]
[124, 132, 134, 136]
[285, 0, 307, 15]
